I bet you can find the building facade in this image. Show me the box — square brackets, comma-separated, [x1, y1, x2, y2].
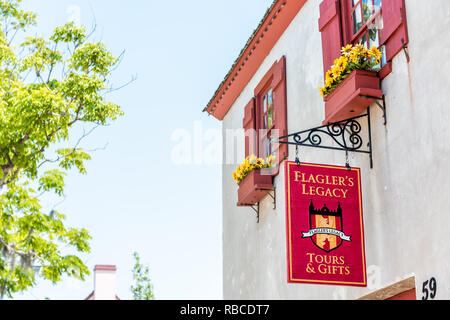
[204, 0, 450, 299]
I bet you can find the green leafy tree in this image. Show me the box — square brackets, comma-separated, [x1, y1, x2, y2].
[131, 252, 155, 300]
[0, 0, 123, 298]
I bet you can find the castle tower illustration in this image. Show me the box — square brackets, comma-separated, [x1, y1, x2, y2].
[309, 200, 342, 217]
[308, 200, 343, 252]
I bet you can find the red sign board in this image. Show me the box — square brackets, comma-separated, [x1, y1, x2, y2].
[285, 161, 367, 287]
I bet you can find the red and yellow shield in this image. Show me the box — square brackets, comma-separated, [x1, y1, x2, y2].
[302, 201, 351, 253]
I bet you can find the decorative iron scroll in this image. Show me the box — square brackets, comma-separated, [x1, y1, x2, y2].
[277, 109, 373, 168]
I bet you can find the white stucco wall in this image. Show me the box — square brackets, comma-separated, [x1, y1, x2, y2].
[222, 0, 450, 299]
[93, 269, 117, 300]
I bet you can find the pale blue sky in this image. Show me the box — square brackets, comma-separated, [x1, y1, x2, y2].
[13, 0, 273, 300]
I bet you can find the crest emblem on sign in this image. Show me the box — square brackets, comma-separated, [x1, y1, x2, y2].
[301, 200, 352, 252]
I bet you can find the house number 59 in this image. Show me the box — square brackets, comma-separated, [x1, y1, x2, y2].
[422, 277, 437, 300]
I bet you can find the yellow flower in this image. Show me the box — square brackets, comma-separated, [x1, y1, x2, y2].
[341, 44, 353, 56]
[332, 57, 340, 67]
[331, 65, 341, 78]
[325, 70, 334, 87]
[353, 44, 365, 52]
[325, 78, 333, 88]
[368, 46, 382, 59]
[337, 56, 348, 71]
[256, 157, 265, 168]
[318, 87, 327, 97]
[348, 51, 359, 64]
[266, 155, 275, 166]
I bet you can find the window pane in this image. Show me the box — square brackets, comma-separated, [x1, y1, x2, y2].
[351, 0, 360, 7]
[352, 4, 363, 34]
[267, 88, 273, 107]
[369, 7, 383, 39]
[267, 89, 273, 128]
[362, 0, 373, 23]
[265, 139, 272, 158]
[368, 22, 380, 48]
[263, 114, 267, 129]
[270, 132, 277, 159]
[268, 107, 273, 129]
[368, 12, 384, 67]
[380, 45, 387, 66]
[263, 95, 267, 113]
[374, 0, 382, 12]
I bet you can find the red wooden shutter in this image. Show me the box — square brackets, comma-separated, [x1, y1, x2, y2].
[243, 98, 256, 157]
[380, 0, 409, 62]
[318, 0, 344, 78]
[272, 56, 288, 167]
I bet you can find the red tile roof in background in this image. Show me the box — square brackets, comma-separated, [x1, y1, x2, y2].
[94, 265, 117, 271]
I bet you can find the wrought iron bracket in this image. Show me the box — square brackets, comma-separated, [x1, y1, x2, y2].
[248, 188, 276, 224]
[277, 109, 374, 168]
[267, 188, 276, 210]
[361, 94, 386, 125]
[401, 38, 411, 63]
[250, 202, 260, 223]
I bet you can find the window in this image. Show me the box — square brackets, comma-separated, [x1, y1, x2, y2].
[347, 0, 386, 67]
[259, 87, 276, 159]
[319, 0, 409, 80]
[243, 56, 288, 175]
[238, 57, 288, 206]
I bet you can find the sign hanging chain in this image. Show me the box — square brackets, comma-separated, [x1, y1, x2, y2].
[345, 150, 351, 171]
[295, 145, 301, 166]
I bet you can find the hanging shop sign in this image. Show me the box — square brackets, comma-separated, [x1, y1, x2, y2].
[285, 161, 367, 287]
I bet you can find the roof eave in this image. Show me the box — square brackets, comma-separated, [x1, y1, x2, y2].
[204, 0, 307, 120]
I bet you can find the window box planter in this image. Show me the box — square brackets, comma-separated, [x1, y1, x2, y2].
[323, 69, 383, 124]
[237, 169, 273, 206]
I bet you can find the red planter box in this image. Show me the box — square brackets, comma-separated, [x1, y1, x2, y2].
[323, 69, 383, 124]
[237, 169, 273, 206]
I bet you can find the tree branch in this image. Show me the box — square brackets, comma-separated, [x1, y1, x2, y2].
[104, 74, 137, 95]
[37, 124, 101, 170]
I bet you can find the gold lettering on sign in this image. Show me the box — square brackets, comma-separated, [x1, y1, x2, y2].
[295, 171, 352, 199]
[305, 253, 351, 276]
